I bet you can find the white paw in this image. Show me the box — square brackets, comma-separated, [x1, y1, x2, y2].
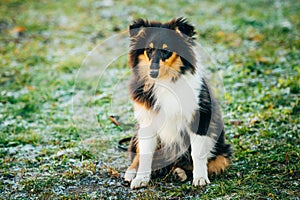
[124, 168, 137, 182]
[173, 167, 187, 182]
[193, 176, 210, 187]
[130, 176, 150, 189]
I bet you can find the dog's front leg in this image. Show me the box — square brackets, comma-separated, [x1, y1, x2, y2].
[130, 127, 157, 189]
[190, 134, 213, 187]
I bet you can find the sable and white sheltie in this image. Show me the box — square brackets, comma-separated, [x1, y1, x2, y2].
[124, 18, 232, 189]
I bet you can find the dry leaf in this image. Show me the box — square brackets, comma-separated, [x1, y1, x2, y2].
[216, 31, 225, 38]
[109, 115, 120, 126]
[256, 56, 270, 64]
[230, 120, 243, 126]
[27, 86, 35, 91]
[249, 117, 260, 126]
[9, 26, 25, 34]
[107, 167, 120, 178]
[249, 33, 264, 42]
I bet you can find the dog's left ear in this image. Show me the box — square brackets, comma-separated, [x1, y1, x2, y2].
[129, 18, 148, 37]
[169, 17, 195, 37]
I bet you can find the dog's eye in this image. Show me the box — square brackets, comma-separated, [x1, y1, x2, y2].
[145, 48, 153, 59]
[160, 49, 172, 60]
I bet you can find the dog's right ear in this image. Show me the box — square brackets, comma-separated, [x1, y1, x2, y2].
[129, 19, 148, 37]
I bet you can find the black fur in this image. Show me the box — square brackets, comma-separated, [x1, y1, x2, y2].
[191, 78, 212, 136]
[129, 77, 157, 110]
[211, 130, 232, 159]
[129, 17, 196, 38]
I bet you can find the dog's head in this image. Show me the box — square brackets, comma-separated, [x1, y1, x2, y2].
[129, 17, 196, 81]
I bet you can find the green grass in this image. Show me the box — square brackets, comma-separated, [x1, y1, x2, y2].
[0, 0, 299, 199]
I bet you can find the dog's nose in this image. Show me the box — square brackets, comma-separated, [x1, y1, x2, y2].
[150, 69, 159, 78]
[150, 62, 160, 78]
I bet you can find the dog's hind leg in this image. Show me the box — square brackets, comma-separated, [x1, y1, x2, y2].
[207, 155, 230, 176]
[173, 167, 188, 182]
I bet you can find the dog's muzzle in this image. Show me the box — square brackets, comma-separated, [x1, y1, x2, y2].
[150, 62, 159, 78]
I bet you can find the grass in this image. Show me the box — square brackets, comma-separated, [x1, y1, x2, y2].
[0, 0, 299, 199]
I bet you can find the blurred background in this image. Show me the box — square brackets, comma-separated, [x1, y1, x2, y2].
[0, 0, 299, 199]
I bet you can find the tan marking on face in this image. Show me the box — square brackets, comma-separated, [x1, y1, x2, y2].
[149, 42, 154, 49]
[143, 50, 150, 62]
[138, 54, 153, 79]
[164, 52, 179, 67]
[139, 51, 183, 81]
[158, 53, 183, 80]
[207, 155, 230, 175]
[162, 43, 168, 49]
[139, 54, 164, 81]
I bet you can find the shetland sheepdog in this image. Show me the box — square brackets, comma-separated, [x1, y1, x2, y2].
[123, 18, 232, 189]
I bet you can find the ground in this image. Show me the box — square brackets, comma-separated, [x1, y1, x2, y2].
[0, 0, 299, 199]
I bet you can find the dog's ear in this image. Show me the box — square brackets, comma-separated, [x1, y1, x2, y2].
[169, 17, 195, 37]
[129, 19, 148, 37]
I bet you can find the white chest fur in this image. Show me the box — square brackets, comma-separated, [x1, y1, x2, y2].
[154, 73, 200, 145]
[134, 72, 202, 147]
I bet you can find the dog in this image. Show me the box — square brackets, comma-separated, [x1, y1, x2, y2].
[123, 17, 232, 189]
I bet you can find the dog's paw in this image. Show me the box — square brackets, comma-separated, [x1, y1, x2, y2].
[192, 176, 210, 187]
[123, 168, 137, 183]
[130, 176, 150, 189]
[173, 167, 187, 182]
